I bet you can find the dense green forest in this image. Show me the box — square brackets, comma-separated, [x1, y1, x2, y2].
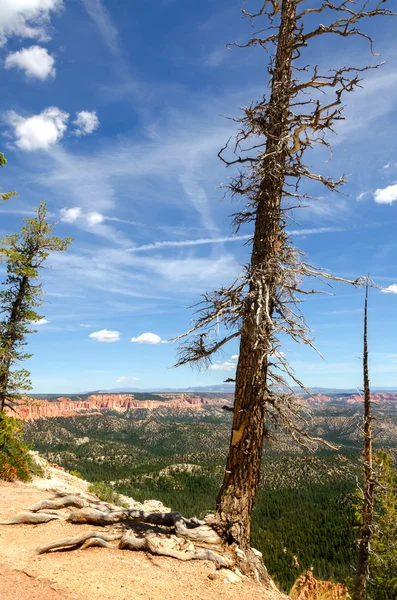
[24, 404, 391, 592]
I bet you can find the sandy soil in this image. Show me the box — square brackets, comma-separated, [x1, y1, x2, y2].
[0, 474, 288, 600]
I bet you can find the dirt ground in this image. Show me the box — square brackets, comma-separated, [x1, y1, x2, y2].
[0, 478, 288, 600]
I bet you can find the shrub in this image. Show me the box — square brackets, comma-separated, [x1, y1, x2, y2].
[88, 481, 128, 507]
[69, 470, 83, 479]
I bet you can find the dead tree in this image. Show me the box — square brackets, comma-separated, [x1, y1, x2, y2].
[174, 0, 395, 581]
[353, 284, 374, 600]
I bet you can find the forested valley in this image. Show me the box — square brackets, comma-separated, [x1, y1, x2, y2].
[25, 398, 397, 592]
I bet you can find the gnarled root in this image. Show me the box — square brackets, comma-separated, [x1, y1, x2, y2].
[67, 507, 222, 545]
[0, 511, 63, 525]
[28, 495, 87, 512]
[2, 493, 246, 577]
[36, 532, 123, 555]
[119, 531, 231, 567]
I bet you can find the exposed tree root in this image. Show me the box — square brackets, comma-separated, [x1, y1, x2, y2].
[36, 532, 123, 555]
[0, 511, 63, 525]
[66, 507, 222, 545]
[119, 531, 231, 567]
[2, 493, 271, 582]
[28, 495, 87, 512]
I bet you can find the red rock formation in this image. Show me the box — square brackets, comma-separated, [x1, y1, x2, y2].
[10, 394, 231, 421]
[290, 570, 350, 600]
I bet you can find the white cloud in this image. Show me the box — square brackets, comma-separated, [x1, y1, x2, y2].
[79, 323, 91, 328]
[59, 207, 105, 227]
[131, 332, 162, 344]
[60, 207, 82, 223]
[89, 329, 120, 343]
[116, 376, 140, 382]
[356, 192, 369, 201]
[5, 106, 68, 151]
[73, 111, 100, 136]
[381, 285, 397, 295]
[0, 0, 63, 46]
[86, 211, 104, 226]
[210, 355, 238, 371]
[5, 45, 55, 80]
[32, 318, 49, 325]
[203, 47, 228, 68]
[128, 234, 250, 252]
[81, 0, 119, 55]
[374, 183, 397, 205]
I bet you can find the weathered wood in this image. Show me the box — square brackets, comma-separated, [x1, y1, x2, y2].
[28, 495, 87, 512]
[80, 537, 119, 550]
[0, 511, 63, 525]
[215, 0, 297, 564]
[36, 532, 123, 555]
[67, 507, 221, 543]
[353, 284, 375, 600]
[119, 532, 231, 567]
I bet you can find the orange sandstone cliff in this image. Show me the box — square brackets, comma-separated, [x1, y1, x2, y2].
[11, 393, 231, 421]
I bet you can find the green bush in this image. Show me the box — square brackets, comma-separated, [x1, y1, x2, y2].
[69, 470, 83, 479]
[0, 415, 41, 481]
[88, 481, 128, 507]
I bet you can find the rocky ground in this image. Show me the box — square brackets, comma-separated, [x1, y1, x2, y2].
[0, 459, 289, 600]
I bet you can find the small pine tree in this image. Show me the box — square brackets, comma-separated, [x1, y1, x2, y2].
[369, 451, 397, 600]
[0, 202, 72, 415]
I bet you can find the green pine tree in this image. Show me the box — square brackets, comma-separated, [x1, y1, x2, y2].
[0, 202, 72, 415]
[369, 451, 397, 600]
[0, 152, 18, 201]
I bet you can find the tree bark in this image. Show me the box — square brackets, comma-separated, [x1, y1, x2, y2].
[353, 284, 374, 600]
[215, 0, 296, 556]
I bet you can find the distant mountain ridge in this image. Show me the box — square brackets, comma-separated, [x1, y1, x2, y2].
[32, 384, 397, 398]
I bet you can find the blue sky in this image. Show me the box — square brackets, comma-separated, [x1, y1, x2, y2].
[0, 0, 396, 393]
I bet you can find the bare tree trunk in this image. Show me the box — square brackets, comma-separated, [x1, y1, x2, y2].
[353, 284, 374, 600]
[214, 0, 296, 558]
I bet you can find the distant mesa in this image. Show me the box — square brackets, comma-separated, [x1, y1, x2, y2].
[10, 393, 233, 421]
[9, 390, 397, 421]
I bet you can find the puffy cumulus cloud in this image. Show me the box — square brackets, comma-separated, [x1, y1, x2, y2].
[5, 106, 68, 151]
[210, 355, 238, 371]
[116, 376, 140, 382]
[131, 332, 163, 344]
[381, 284, 397, 294]
[73, 111, 100, 136]
[89, 329, 120, 343]
[60, 207, 82, 223]
[0, 0, 63, 46]
[59, 207, 106, 227]
[374, 183, 397, 204]
[86, 211, 104, 226]
[5, 45, 55, 80]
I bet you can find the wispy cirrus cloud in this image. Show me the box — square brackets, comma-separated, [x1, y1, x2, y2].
[81, 0, 120, 55]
